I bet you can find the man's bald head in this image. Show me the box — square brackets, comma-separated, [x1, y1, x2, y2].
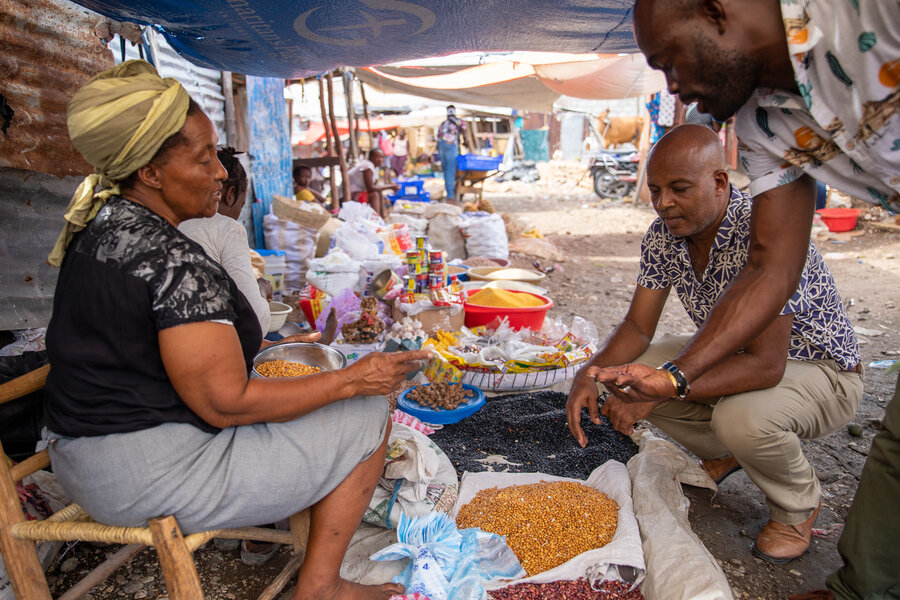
[646, 125, 730, 240]
[648, 124, 725, 175]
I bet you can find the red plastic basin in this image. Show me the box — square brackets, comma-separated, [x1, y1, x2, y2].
[817, 208, 859, 232]
[464, 289, 553, 330]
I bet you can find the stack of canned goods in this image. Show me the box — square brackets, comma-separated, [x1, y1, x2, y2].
[401, 236, 450, 296]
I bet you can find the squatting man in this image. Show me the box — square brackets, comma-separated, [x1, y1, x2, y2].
[567, 125, 862, 564]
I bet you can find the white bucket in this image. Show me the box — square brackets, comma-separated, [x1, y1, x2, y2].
[258, 250, 287, 300]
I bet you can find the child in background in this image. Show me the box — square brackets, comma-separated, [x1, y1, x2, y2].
[293, 165, 327, 205]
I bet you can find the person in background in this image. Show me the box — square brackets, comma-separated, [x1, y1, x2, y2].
[567, 125, 861, 564]
[600, 1, 899, 597]
[390, 130, 408, 178]
[437, 105, 466, 201]
[180, 148, 270, 334]
[293, 164, 327, 205]
[347, 148, 397, 218]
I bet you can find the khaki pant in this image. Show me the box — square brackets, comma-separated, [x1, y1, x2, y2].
[626, 334, 863, 524]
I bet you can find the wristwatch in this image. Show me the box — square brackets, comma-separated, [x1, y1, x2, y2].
[658, 361, 690, 400]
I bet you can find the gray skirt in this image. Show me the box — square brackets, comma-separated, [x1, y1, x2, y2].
[48, 395, 388, 534]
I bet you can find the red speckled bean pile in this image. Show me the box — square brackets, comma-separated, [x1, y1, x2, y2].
[489, 579, 645, 600]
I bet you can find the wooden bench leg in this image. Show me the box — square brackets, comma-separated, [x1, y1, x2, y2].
[288, 508, 310, 555]
[149, 516, 204, 600]
[0, 443, 53, 600]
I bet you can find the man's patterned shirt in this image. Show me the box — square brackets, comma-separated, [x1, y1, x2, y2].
[735, 0, 900, 212]
[638, 185, 860, 370]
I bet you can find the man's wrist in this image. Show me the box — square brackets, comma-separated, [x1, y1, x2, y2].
[658, 361, 691, 399]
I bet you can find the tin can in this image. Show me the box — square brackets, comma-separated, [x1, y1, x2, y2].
[428, 273, 445, 289]
[429, 250, 443, 266]
[415, 273, 429, 293]
[416, 236, 427, 250]
[405, 249, 421, 265]
[428, 263, 444, 275]
[414, 262, 425, 276]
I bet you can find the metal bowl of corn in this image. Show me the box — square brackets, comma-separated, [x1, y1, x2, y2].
[251, 342, 347, 378]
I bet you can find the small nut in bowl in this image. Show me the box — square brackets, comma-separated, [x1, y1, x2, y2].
[252, 342, 347, 378]
[268, 301, 293, 333]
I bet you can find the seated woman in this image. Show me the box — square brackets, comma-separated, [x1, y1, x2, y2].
[44, 60, 427, 600]
[179, 147, 271, 333]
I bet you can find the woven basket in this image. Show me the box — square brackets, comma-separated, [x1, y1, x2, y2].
[272, 194, 331, 230]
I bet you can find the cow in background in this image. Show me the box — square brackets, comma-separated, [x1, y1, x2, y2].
[596, 108, 644, 149]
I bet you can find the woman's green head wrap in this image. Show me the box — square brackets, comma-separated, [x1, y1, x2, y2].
[49, 60, 191, 266]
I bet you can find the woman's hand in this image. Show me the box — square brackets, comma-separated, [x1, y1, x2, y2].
[341, 350, 433, 396]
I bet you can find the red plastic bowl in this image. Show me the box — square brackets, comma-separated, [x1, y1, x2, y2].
[464, 289, 553, 330]
[817, 208, 859, 232]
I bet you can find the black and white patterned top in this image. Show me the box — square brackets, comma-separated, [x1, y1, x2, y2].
[638, 185, 860, 371]
[46, 196, 262, 437]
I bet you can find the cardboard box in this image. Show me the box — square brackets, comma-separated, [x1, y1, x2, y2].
[392, 304, 464, 334]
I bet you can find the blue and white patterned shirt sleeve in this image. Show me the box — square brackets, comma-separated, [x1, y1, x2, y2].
[637, 220, 672, 290]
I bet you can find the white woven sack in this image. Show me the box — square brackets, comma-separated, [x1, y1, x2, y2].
[263, 213, 319, 292]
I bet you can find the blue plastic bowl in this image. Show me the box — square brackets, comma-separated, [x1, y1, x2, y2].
[397, 383, 486, 425]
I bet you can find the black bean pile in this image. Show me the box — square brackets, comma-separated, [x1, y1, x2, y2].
[429, 391, 637, 479]
[489, 579, 645, 600]
[408, 382, 476, 410]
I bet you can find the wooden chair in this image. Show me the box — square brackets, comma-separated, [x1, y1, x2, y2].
[0, 365, 310, 600]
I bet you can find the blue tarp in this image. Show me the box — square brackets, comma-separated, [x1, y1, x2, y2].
[246, 75, 293, 249]
[69, 1, 637, 78]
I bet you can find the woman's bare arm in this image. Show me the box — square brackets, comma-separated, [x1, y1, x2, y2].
[159, 322, 430, 428]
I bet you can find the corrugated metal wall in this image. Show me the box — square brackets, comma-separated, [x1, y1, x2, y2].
[113, 29, 226, 143]
[0, 0, 114, 177]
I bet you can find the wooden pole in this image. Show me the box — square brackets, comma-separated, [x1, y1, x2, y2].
[222, 71, 237, 148]
[327, 71, 351, 210]
[342, 69, 359, 164]
[359, 75, 372, 157]
[318, 78, 338, 208]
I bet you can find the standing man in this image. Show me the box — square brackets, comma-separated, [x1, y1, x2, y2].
[593, 1, 898, 598]
[437, 105, 466, 201]
[567, 125, 861, 563]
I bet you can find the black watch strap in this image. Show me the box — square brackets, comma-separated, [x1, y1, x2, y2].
[659, 361, 690, 399]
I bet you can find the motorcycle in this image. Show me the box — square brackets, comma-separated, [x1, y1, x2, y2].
[589, 149, 640, 200]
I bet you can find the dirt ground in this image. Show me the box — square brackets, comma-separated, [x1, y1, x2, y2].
[44, 170, 899, 600]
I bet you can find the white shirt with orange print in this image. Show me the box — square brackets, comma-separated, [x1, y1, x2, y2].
[734, 0, 900, 212]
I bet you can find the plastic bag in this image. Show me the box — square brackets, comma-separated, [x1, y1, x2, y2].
[379, 223, 414, 255]
[388, 214, 428, 238]
[306, 249, 362, 298]
[371, 512, 526, 600]
[315, 287, 361, 334]
[333, 220, 384, 260]
[263, 214, 319, 292]
[364, 423, 459, 529]
[460, 213, 509, 260]
[339, 201, 383, 224]
[0, 329, 46, 357]
[425, 204, 466, 261]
